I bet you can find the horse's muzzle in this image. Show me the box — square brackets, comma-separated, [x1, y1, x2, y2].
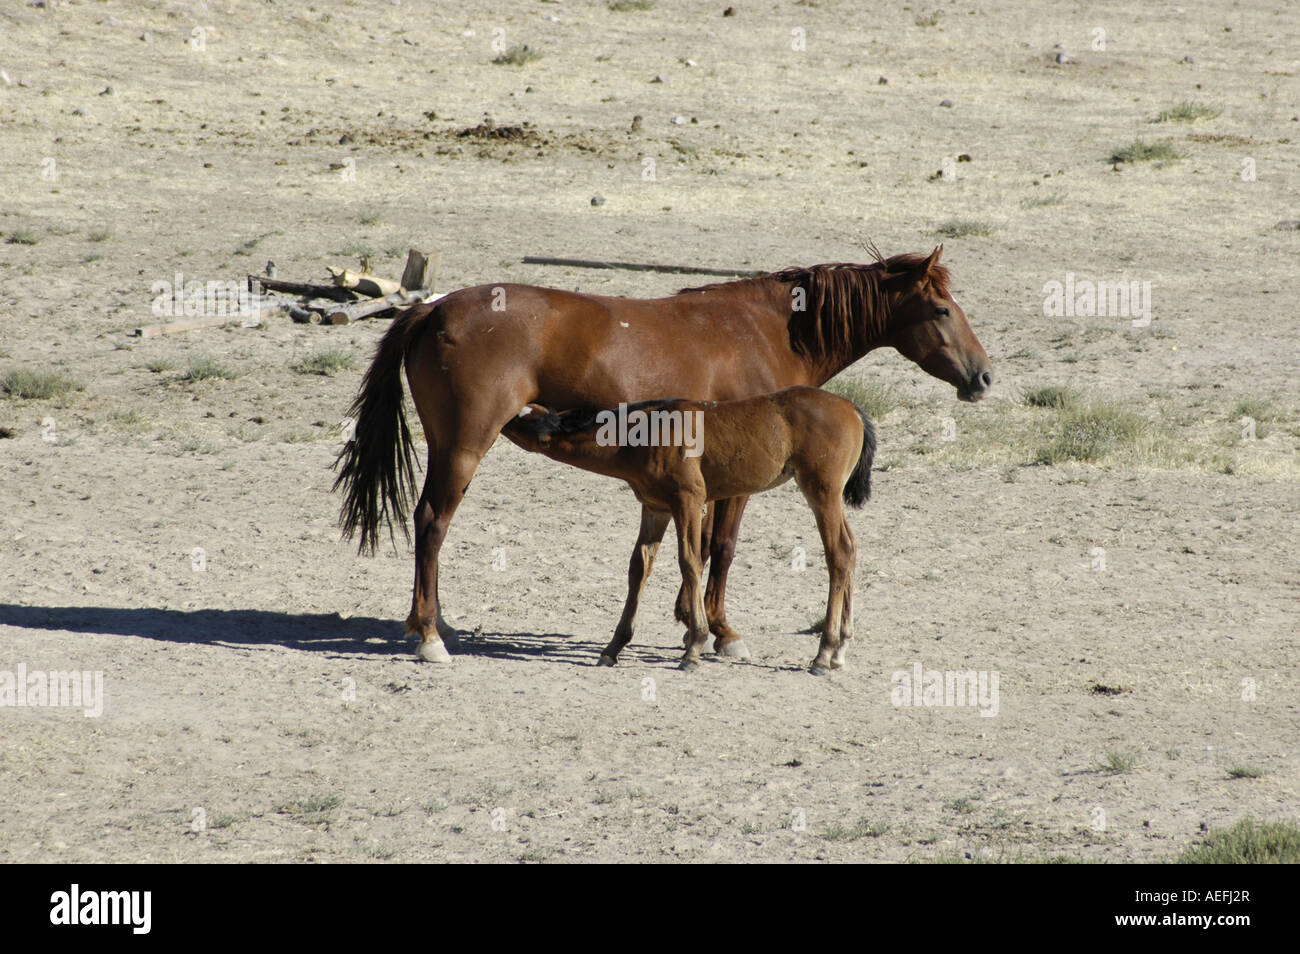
[959, 369, 993, 403]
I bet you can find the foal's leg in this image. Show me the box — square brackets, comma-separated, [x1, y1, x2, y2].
[673, 497, 710, 671]
[703, 496, 753, 658]
[674, 501, 712, 622]
[830, 518, 856, 671]
[806, 493, 854, 676]
[599, 505, 671, 666]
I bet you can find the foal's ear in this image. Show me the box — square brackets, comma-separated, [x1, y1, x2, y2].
[924, 244, 944, 272]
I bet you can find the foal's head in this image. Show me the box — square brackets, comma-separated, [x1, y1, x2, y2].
[885, 246, 993, 403]
[502, 403, 570, 453]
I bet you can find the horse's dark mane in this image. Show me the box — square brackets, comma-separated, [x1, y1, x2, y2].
[678, 252, 951, 362]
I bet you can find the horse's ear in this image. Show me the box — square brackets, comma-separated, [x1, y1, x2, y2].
[925, 245, 944, 272]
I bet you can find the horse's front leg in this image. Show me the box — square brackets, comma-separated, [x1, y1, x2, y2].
[674, 501, 712, 622]
[673, 496, 710, 671]
[600, 505, 670, 666]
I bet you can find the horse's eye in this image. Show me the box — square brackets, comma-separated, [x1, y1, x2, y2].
[935, 306, 950, 318]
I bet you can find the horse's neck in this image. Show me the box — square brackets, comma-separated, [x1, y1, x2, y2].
[540, 439, 627, 480]
[797, 290, 897, 384]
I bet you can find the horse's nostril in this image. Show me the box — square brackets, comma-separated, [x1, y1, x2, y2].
[978, 370, 993, 389]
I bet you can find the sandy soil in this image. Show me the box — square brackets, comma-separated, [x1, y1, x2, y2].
[1, 0, 1296, 862]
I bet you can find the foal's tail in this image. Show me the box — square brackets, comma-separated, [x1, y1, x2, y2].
[332, 304, 428, 554]
[842, 406, 877, 509]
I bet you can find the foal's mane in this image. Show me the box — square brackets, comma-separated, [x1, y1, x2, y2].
[679, 250, 951, 362]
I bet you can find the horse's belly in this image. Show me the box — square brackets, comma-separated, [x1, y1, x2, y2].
[703, 459, 792, 502]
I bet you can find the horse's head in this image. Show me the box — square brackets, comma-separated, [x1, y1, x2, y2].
[502, 403, 562, 452]
[886, 246, 992, 403]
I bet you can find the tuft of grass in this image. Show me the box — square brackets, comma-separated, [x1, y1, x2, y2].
[143, 358, 176, 374]
[234, 232, 273, 256]
[925, 848, 1087, 864]
[823, 818, 888, 841]
[1226, 765, 1266, 780]
[335, 241, 375, 259]
[293, 348, 356, 376]
[1230, 397, 1276, 422]
[823, 376, 898, 419]
[278, 793, 342, 822]
[176, 436, 220, 455]
[1150, 100, 1221, 124]
[1020, 192, 1064, 208]
[88, 228, 113, 242]
[6, 229, 39, 245]
[1110, 139, 1181, 163]
[184, 356, 238, 382]
[1098, 750, 1138, 774]
[609, 0, 655, 9]
[914, 10, 942, 26]
[935, 219, 992, 238]
[1023, 385, 1079, 409]
[492, 44, 541, 66]
[1177, 818, 1300, 864]
[1, 368, 83, 400]
[1035, 401, 1148, 464]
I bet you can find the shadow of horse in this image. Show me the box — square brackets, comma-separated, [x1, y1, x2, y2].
[0, 604, 608, 665]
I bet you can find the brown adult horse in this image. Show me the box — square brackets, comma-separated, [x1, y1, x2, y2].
[335, 245, 991, 662]
[502, 388, 876, 674]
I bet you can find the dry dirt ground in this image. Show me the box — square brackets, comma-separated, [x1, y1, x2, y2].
[1, 0, 1297, 863]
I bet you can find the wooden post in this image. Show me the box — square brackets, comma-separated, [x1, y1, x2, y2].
[400, 249, 429, 293]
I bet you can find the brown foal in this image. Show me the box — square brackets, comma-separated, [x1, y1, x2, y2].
[335, 245, 989, 663]
[501, 387, 876, 674]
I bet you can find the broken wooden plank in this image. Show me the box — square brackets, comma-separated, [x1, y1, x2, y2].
[133, 313, 258, 338]
[323, 289, 444, 325]
[328, 266, 401, 298]
[286, 304, 320, 324]
[248, 275, 357, 302]
[521, 255, 768, 278]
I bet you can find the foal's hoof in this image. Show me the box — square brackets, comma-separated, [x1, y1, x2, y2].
[718, 640, 751, 660]
[597, 653, 617, 667]
[678, 658, 700, 672]
[415, 640, 453, 663]
[809, 663, 830, 677]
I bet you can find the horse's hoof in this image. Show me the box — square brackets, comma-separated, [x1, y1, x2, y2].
[809, 663, 830, 677]
[415, 640, 453, 663]
[597, 654, 617, 667]
[678, 658, 700, 672]
[718, 640, 751, 660]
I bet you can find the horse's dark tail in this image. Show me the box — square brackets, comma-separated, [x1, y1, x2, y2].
[842, 406, 877, 509]
[332, 305, 427, 554]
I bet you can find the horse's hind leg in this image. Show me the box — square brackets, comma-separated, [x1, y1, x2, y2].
[600, 505, 671, 666]
[703, 495, 752, 658]
[406, 443, 489, 662]
[807, 496, 854, 676]
[830, 518, 856, 670]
